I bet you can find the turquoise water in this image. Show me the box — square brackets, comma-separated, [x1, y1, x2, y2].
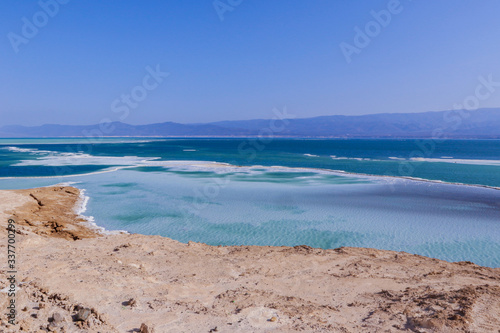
[0, 138, 499, 267]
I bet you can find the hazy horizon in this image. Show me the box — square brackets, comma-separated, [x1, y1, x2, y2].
[1, 107, 499, 127]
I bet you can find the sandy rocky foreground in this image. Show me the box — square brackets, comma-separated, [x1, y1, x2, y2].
[0, 186, 498, 333]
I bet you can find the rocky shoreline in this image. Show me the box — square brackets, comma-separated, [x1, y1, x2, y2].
[0, 186, 499, 332]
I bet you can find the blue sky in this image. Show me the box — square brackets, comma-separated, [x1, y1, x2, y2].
[1, 0, 500, 126]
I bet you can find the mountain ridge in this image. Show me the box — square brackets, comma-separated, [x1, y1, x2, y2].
[2, 108, 500, 138]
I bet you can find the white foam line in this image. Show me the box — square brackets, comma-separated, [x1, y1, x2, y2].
[75, 188, 90, 216]
[11, 155, 162, 167]
[2, 158, 500, 192]
[73, 187, 128, 236]
[1, 146, 52, 154]
[0, 166, 134, 180]
[410, 157, 500, 166]
[331, 156, 371, 161]
[54, 181, 82, 186]
[0, 139, 167, 145]
[180, 163, 500, 191]
[315, 167, 500, 191]
[330, 154, 500, 166]
[330, 155, 500, 166]
[0, 160, 230, 181]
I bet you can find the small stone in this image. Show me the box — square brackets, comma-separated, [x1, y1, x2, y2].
[52, 312, 65, 323]
[269, 316, 277, 322]
[39, 302, 46, 309]
[127, 298, 137, 307]
[75, 308, 91, 321]
[140, 323, 155, 333]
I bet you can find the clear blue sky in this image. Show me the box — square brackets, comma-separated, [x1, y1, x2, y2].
[1, 0, 500, 126]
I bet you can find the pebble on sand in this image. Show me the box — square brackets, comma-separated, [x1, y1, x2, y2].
[76, 308, 91, 321]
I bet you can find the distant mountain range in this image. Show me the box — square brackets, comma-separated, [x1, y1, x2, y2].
[2, 108, 500, 138]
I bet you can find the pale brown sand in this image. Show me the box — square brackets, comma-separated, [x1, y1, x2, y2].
[0, 186, 499, 332]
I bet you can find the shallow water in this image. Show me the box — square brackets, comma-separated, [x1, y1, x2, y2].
[1, 138, 499, 267]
